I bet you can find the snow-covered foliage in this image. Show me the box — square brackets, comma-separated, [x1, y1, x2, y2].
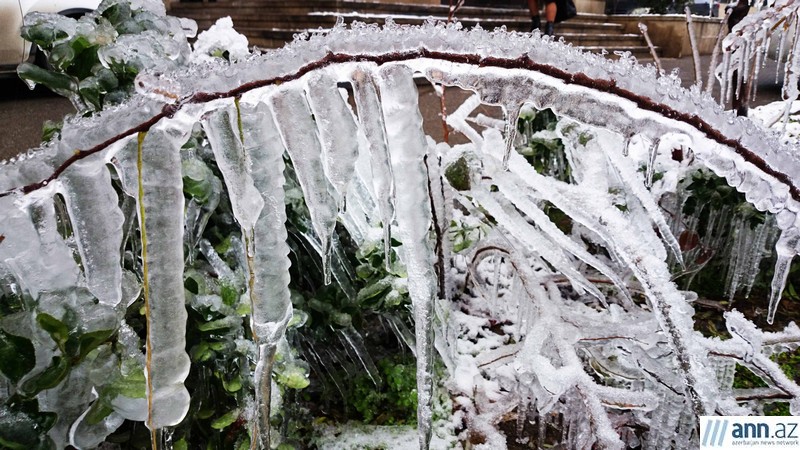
[1, 3, 799, 449]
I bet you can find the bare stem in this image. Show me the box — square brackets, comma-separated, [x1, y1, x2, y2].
[706, 10, 732, 95]
[685, 7, 703, 88]
[638, 23, 663, 74]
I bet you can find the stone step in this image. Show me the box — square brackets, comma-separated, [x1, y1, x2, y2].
[186, 12, 626, 35]
[171, 1, 657, 56]
[576, 45, 658, 58]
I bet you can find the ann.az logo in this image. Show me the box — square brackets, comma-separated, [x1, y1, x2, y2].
[730, 421, 799, 439]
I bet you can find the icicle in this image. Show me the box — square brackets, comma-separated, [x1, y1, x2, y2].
[685, 7, 702, 88]
[240, 101, 293, 448]
[306, 71, 359, 206]
[720, 51, 732, 106]
[201, 104, 264, 232]
[780, 19, 800, 129]
[777, 30, 787, 84]
[751, 40, 766, 102]
[744, 216, 776, 298]
[601, 133, 684, 267]
[0, 195, 80, 297]
[338, 326, 383, 387]
[269, 87, 338, 285]
[61, 160, 124, 307]
[351, 68, 396, 267]
[377, 64, 437, 450]
[129, 124, 192, 442]
[645, 137, 660, 188]
[502, 103, 522, 169]
[705, 9, 731, 95]
[767, 228, 800, 324]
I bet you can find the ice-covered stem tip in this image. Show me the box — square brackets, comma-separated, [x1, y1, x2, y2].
[129, 126, 191, 442]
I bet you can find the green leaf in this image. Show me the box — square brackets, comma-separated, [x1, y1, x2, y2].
[330, 312, 352, 328]
[220, 283, 239, 307]
[222, 374, 242, 393]
[20, 22, 67, 49]
[276, 364, 310, 390]
[357, 277, 393, 307]
[36, 313, 69, 350]
[444, 156, 471, 191]
[76, 329, 116, 362]
[111, 368, 146, 399]
[0, 402, 57, 449]
[197, 316, 240, 332]
[0, 330, 35, 383]
[41, 120, 62, 142]
[210, 409, 240, 430]
[20, 356, 70, 396]
[84, 400, 114, 426]
[174, 438, 189, 450]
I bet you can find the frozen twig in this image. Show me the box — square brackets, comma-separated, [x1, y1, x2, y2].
[705, 9, 732, 95]
[639, 23, 663, 74]
[685, 7, 703, 88]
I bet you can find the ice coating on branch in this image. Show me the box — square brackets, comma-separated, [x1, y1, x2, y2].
[269, 86, 338, 284]
[351, 68, 396, 264]
[124, 121, 192, 431]
[491, 143, 718, 417]
[377, 64, 437, 449]
[61, 158, 124, 307]
[490, 175, 633, 306]
[472, 189, 606, 303]
[594, 128, 683, 266]
[305, 70, 360, 206]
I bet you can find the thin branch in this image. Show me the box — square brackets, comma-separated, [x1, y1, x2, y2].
[685, 7, 703, 88]
[638, 23, 663, 74]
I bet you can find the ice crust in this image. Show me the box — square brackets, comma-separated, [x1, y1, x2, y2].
[1, 18, 800, 449]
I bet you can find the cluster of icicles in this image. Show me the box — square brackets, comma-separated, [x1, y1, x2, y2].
[1, 16, 800, 449]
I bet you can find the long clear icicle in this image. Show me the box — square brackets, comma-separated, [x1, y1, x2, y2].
[61, 159, 124, 307]
[130, 124, 192, 442]
[377, 64, 437, 450]
[305, 71, 359, 208]
[269, 87, 338, 284]
[767, 228, 799, 324]
[351, 68, 396, 265]
[241, 101, 293, 448]
[201, 104, 264, 233]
